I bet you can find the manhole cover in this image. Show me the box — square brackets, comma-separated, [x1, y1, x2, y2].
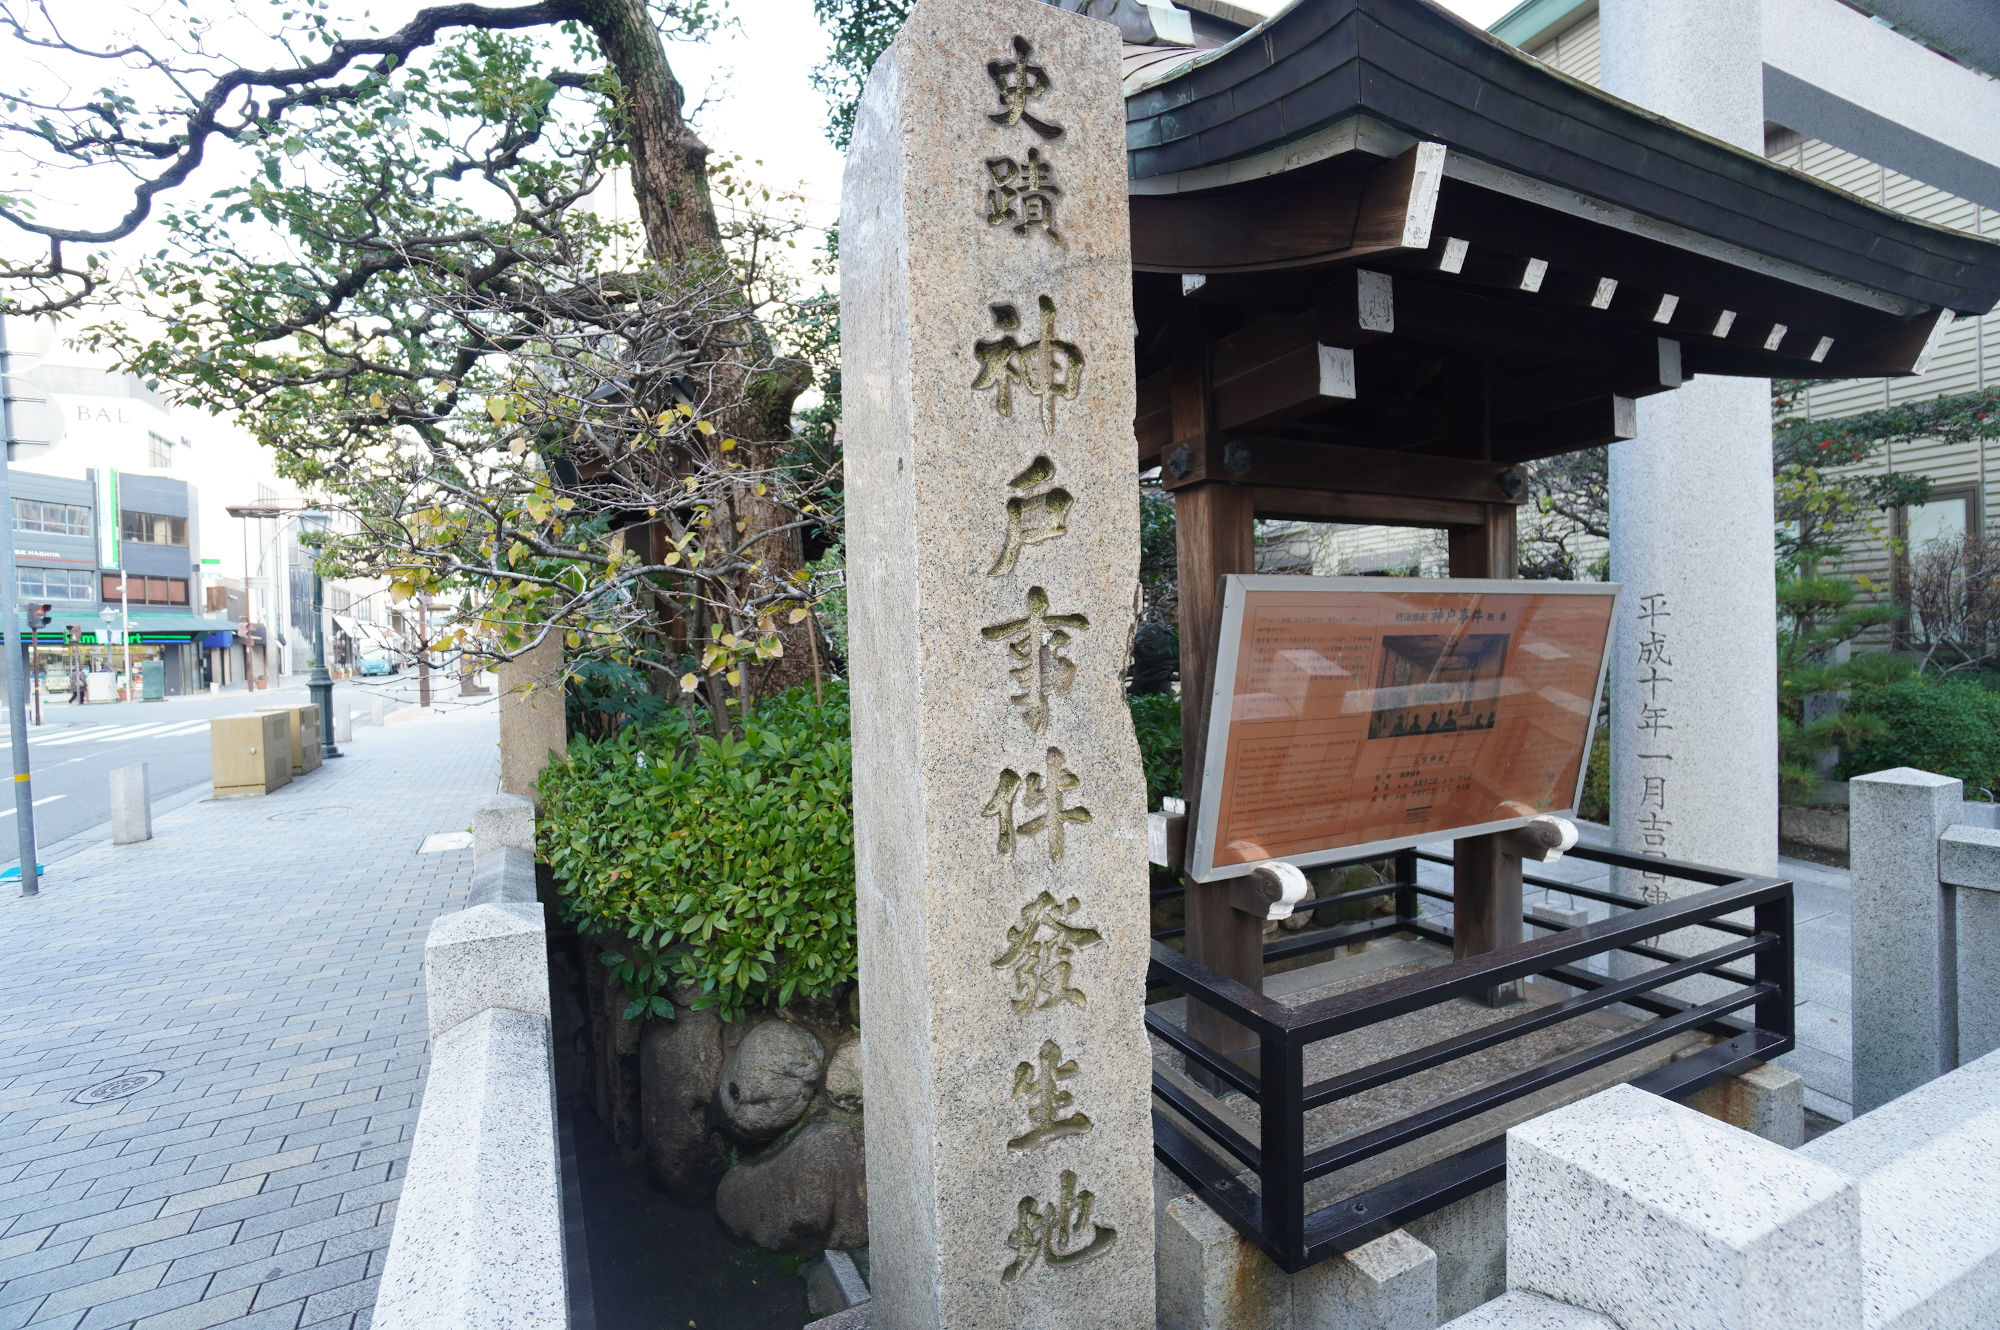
[72, 1071, 163, 1105]
[419, 831, 475, 854]
[267, 806, 351, 822]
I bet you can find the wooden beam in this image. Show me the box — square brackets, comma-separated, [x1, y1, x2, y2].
[1241, 485, 1491, 528]
[1158, 435, 1524, 504]
[1491, 395, 1638, 463]
[1390, 276, 1667, 372]
[1448, 501, 1522, 1004]
[1490, 337, 1681, 420]
[1131, 142, 1444, 274]
[1213, 343, 1355, 431]
[1427, 177, 1875, 354]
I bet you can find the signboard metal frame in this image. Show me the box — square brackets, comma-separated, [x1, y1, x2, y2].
[1186, 574, 1621, 883]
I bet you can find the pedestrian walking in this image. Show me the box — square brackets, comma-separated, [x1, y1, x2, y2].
[69, 671, 87, 705]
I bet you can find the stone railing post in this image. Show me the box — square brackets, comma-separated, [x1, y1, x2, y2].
[1940, 822, 2000, 1065]
[1507, 1085, 1860, 1330]
[1849, 767, 1961, 1114]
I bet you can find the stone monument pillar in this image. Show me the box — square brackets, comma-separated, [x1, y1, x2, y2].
[1601, 0, 1780, 886]
[841, 1, 1154, 1325]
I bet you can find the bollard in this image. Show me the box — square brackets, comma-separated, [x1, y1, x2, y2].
[110, 764, 152, 844]
[371, 697, 386, 727]
[334, 707, 354, 743]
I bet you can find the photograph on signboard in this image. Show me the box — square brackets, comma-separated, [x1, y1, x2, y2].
[1186, 576, 1620, 882]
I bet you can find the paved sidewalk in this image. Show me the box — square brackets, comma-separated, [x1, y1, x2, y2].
[0, 704, 499, 1330]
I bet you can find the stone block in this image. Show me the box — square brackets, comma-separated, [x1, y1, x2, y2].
[841, 1, 1151, 1325]
[718, 1019, 825, 1145]
[1402, 1179, 1508, 1322]
[498, 636, 565, 802]
[466, 846, 538, 908]
[1801, 1046, 2000, 1329]
[423, 902, 550, 1042]
[1686, 1062, 1805, 1148]
[110, 764, 151, 845]
[372, 1007, 565, 1330]
[472, 793, 536, 859]
[333, 707, 353, 743]
[1440, 1291, 1619, 1329]
[1506, 1084, 1860, 1330]
[371, 697, 386, 727]
[1156, 1191, 1436, 1330]
[1850, 768, 1962, 1113]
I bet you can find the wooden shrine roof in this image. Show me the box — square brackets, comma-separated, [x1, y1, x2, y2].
[1118, 0, 2000, 420]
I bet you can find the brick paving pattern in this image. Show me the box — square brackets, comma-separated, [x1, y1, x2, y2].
[0, 707, 498, 1330]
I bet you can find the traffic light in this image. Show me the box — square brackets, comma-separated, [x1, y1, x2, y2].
[35, 605, 50, 629]
[64, 624, 79, 649]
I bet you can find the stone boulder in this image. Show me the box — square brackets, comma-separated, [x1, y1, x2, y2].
[718, 1019, 824, 1144]
[715, 1121, 867, 1252]
[639, 1006, 731, 1204]
[823, 1038, 863, 1112]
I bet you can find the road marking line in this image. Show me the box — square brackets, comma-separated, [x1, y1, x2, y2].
[0, 796, 66, 817]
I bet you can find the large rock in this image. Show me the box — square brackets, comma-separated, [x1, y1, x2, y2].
[715, 1121, 867, 1253]
[639, 1007, 730, 1204]
[718, 1020, 824, 1144]
[823, 1038, 863, 1112]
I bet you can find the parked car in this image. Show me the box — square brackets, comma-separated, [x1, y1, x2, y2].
[358, 650, 398, 677]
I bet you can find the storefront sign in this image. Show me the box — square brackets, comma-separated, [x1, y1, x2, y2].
[1187, 576, 1620, 882]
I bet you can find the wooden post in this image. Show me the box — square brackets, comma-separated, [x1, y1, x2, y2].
[1449, 501, 1523, 1002]
[1169, 313, 1266, 1063]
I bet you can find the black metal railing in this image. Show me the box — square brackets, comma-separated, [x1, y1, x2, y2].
[1147, 840, 1795, 1272]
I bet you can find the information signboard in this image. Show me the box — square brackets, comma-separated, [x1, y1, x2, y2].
[1186, 575, 1620, 882]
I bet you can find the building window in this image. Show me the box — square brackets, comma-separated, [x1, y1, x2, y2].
[120, 510, 187, 546]
[13, 498, 91, 538]
[147, 432, 173, 468]
[102, 574, 189, 606]
[18, 566, 95, 601]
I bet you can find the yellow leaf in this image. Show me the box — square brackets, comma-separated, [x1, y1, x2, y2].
[725, 669, 740, 687]
[695, 420, 715, 436]
[662, 552, 681, 566]
[753, 481, 766, 495]
[684, 476, 699, 491]
[555, 497, 575, 511]
[680, 672, 698, 692]
[368, 390, 385, 410]
[508, 437, 527, 458]
[720, 437, 736, 451]
[788, 608, 808, 624]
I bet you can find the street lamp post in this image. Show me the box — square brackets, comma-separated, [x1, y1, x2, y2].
[300, 510, 340, 759]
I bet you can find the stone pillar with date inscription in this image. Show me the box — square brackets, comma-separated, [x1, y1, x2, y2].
[839, 1, 1154, 1327]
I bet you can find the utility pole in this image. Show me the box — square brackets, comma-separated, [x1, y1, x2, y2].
[0, 316, 40, 893]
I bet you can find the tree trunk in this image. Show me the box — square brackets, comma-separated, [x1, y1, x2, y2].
[570, 0, 817, 694]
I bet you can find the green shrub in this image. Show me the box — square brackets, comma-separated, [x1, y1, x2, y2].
[1837, 676, 2000, 798]
[539, 681, 856, 1021]
[1129, 691, 1182, 810]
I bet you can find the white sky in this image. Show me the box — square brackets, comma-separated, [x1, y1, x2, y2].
[669, 0, 1523, 235]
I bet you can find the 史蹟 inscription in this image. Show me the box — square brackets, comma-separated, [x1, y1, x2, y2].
[988, 35, 1063, 139]
[988, 149, 1061, 238]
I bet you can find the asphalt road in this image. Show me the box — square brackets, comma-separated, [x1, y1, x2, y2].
[0, 671, 463, 859]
